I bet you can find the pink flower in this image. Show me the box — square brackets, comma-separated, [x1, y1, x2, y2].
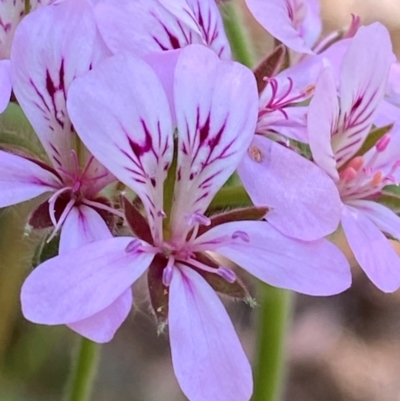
[0, 0, 115, 251]
[93, 0, 231, 58]
[21, 46, 350, 401]
[308, 23, 400, 292]
[238, 44, 345, 241]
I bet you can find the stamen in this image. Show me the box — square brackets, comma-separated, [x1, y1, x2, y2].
[48, 186, 72, 227]
[47, 198, 76, 243]
[186, 212, 211, 227]
[125, 238, 142, 253]
[339, 167, 357, 183]
[82, 199, 125, 218]
[347, 156, 364, 171]
[372, 171, 383, 186]
[162, 256, 175, 287]
[217, 267, 237, 283]
[158, 210, 167, 218]
[80, 155, 95, 181]
[376, 134, 391, 152]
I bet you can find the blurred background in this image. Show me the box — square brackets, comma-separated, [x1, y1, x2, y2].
[2, 0, 400, 400]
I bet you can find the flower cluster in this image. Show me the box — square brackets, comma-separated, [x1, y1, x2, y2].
[0, 0, 399, 400]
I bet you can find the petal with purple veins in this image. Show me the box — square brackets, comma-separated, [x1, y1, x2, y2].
[196, 221, 351, 295]
[170, 45, 258, 241]
[169, 265, 253, 401]
[67, 52, 173, 242]
[11, 0, 106, 171]
[21, 237, 153, 324]
[238, 135, 342, 241]
[94, 0, 203, 56]
[334, 23, 395, 167]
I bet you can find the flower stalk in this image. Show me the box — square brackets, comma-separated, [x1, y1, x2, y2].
[252, 284, 294, 401]
[64, 337, 100, 401]
[221, 0, 255, 67]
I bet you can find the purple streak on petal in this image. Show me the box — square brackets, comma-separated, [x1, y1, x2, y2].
[334, 23, 395, 167]
[94, 0, 203, 56]
[170, 45, 258, 242]
[182, 0, 231, 59]
[341, 204, 400, 292]
[169, 265, 252, 401]
[21, 237, 153, 324]
[67, 52, 173, 242]
[11, 0, 106, 171]
[68, 289, 132, 343]
[197, 221, 351, 295]
[238, 135, 342, 240]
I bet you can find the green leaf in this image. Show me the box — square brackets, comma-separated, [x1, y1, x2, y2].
[382, 185, 400, 198]
[0, 103, 44, 158]
[377, 195, 400, 212]
[352, 123, 393, 158]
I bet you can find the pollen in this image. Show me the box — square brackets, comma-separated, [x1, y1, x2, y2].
[248, 145, 264, 163]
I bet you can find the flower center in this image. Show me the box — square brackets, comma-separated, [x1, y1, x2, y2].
[337, 134, 400, 200]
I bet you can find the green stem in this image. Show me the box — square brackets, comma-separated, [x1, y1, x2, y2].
[221, 1, 256, 67]
[65, 337, 100, 401]
[252, 285, 294, 401]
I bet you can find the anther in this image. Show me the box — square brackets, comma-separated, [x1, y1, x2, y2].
[339, 167, 357, 182]
[372, 171, 383, 186]
[162, 257, 175, 287]
[376, 134, 391, 152]
[186, 212, 211, 227]
[158, 210, 167, 218]
[125, 239, 142, 253]
[232, 231, 250, 243]
[347, 156, 364, 171]
[217, 267, 237, 284]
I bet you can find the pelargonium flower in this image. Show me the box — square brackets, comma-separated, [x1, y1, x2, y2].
[21, 46, 351, 401]
[0, 0, 115, 252]
[93, 0, 231, 59]
[308, 23, 400, 292]
[238, 43, 345, 241]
